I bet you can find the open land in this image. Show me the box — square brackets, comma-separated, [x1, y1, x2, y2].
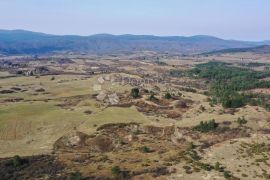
[0, 50, 269, 179]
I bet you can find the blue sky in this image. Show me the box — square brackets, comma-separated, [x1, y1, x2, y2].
[0, 0, 269, 41]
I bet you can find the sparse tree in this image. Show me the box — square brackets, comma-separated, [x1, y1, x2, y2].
[214, 162, 221, 171]
[131, 87, 140, 98]
[164, 92, 172, 99]
[12, 155, 23, 167]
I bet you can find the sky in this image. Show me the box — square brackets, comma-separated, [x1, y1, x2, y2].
[0, 0, 269, 41]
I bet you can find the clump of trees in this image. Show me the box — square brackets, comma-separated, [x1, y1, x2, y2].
[190, 62, 270, 110]
[193, 119, 218, 133]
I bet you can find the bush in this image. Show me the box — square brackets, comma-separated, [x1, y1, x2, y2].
[141, 146, 151, 153]
[111, 166, 121, 176]
[194, 119, 218, 133]
[164, 92, 172, 99]
[188, 150, 201, 161]
[131, 88, 140, 98]
[224, 171, 231, 179]
[214, 162, 220, 171]
[237, 116, 247, 126]
[12, 155, 23, 167]
[200, 163, 212, 171]
[221, 95, 245, 108]
[149, 94, 158, 101]
[144, 89, 149, 93]
[187, 142, 196, 151]
[199, 105, 206, 111]
[68, 171, 82, 180]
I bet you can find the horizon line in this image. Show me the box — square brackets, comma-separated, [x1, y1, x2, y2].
[1, 28, 268, 43]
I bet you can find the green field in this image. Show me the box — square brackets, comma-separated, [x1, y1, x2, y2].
[0, 73, 151, 157]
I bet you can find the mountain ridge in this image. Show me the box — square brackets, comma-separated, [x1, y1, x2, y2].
[0, 29, 269, 55]
[202, 45, 270, 55]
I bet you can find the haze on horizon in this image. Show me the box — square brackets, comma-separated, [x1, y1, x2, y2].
[0, 0, 269, 41]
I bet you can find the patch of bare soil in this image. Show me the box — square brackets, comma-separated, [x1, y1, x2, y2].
[249, 88, 270, 95]
[56, 94, 92, 109]
[172, 125, 250, 150]
[111, 93, 193, 119]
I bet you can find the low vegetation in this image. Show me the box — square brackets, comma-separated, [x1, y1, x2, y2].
[12, 155, 24, 167]
[0, 52, 269, 179]
[68, 171, 82, 180]
[193, 119, 218, 133]
[164, 92, 172, 99]
[237, 116, 247, 126]
[131, 87, 140, 98]
[111, 166, 121, 177]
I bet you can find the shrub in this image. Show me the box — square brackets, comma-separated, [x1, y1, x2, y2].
[144, 89, 149, 93]
[164, 92, 172, 99]
[149, 94, 158, 101]
[188, 150, 201, 161]
[222, 95, 245, 108]
[111, 166, 121, 176]
[187, 142, 196, 151]
[68, 171, 82, 180]
[214, 162, 220, 171]
[193, 119, 218, 133]
[181, 87, 196, 93]
[224, 171, 231, 179]
[200, 163, 212, 171]
[141, 146, 151, 153]
[131, 88, 140, 98]
[237, 116, 247, 126]
[12, 155, 23, 167]
[199, 105, 206, 111]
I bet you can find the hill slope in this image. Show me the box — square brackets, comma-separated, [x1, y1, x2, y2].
[203, 45, 270, 55]
[0, 30, 268, 55]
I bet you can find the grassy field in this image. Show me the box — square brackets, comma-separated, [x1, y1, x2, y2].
[0, 56, 270, 179]
[0, 73, 152, 157]
[1, 70, 270, 158]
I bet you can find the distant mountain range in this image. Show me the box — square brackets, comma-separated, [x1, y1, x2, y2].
[203, 45, 270, 55]
[0, 29, 269, 55]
